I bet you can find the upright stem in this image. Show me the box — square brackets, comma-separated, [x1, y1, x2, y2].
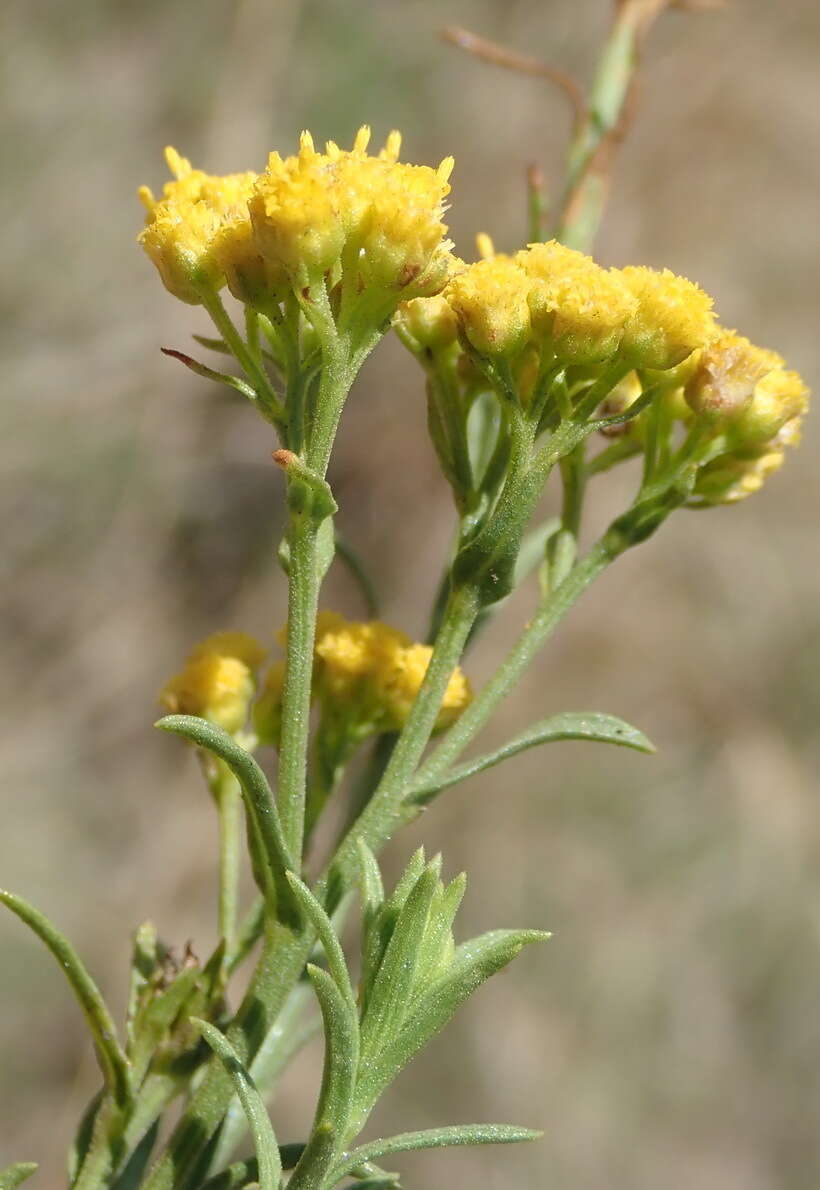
[417, 541, 616, 786]
[277, 513, 321, 867]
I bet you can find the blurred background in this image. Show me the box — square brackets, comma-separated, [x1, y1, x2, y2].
[2, 0, 819, 1186]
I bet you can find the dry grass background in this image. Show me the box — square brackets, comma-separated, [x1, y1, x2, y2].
[2, 0, 820, 1186]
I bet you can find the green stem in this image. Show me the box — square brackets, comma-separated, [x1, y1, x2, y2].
[277, 513, 321, 866]
[417, 540, 617, 786]
[200, 290, 285, 422]
[211, 764, 241, 962]
[323, 583, 481, 901]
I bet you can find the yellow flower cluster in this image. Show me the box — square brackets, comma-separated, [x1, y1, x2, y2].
[139, 128, 454, 307]
[685, 329, 809, 503]
[254, 612, 471, 745]
[160, 632, 266, 734]
[402, 240, 718, 373]
[313, 612, 471, 731]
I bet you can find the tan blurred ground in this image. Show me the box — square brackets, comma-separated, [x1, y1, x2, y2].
[2, 0, 820, 1186]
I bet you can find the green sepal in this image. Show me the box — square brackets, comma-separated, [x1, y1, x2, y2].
[360, 859, 441, 1062]
[306, 964, 359, 1138]
[0, 1164, 38, 1190]
[155, 716, 296, 922]
[407, 711, 655, 804]
[355, 929, 548, 1116]
[194, 1019, 283, 1190]
[329, 1123, 541, 1184]
[0, 889, 132, 1107]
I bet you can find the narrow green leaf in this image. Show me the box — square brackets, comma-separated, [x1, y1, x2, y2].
[360, 860, 441, 1062]
[356, 839, 385, 928]
[194, 1020, 282, 1190]
[160, 348, 257, 401]
[0, 1164, 38, 1190]
[408, 711, 654, 803]
[286, 873, 356, 1011]
[307, 964, 359, 1137]
[331, 1123, 541, 1182]
[357, 929, 548, 1114]
[192, 333, 232, 355]
[155, 716, 295, 915]
[0, 890, 131, 1106]
[360, 848, 425, 1011]
[411, 872, 466, 1001]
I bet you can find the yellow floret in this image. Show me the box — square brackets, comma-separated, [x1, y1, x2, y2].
[444, 256, 532, 358]
[619, 266, 717, 370]
[518, 241, 637, 364]
[138, 148, 257, 303]
[160, 631, 265, 734]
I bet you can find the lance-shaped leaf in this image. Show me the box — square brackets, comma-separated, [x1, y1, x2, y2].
[156, 716, 295, 917]
[360, 859, 441, 1062]
[330, 1123, 541, 1184]
[307, 965, 359, 1138]
[409, 872, 466, 1003]
[355, 929, 548, 1115]
[286, 874, 356, 1012]
[408, 711, 654, 804]
[194, 1020, 282, 1190]
[161, 348, 257, 401]
[0, 890, 131, 1106]
[0, 1165, 38, 1190]
[360, 848, 426, 1012]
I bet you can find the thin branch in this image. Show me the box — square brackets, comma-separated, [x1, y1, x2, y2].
[440, 25, 587, 131]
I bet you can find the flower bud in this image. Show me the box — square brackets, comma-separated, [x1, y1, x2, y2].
[395, 295, 459, 352]
[160, 631, 266, 734]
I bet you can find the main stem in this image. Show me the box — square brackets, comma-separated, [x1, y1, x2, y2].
[277, 512, 321, 866]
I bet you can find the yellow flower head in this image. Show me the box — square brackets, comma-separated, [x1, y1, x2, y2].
[160, 631, 266, 734]
[372, 641, 472, 731]
[138, 147, 256, 304]
[444, 256, 532, 358]
[249, 126, 454, 294]
[619, 266, 717, 370]
[312, 612, 471, 732]
[518, 241, 637, 364]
